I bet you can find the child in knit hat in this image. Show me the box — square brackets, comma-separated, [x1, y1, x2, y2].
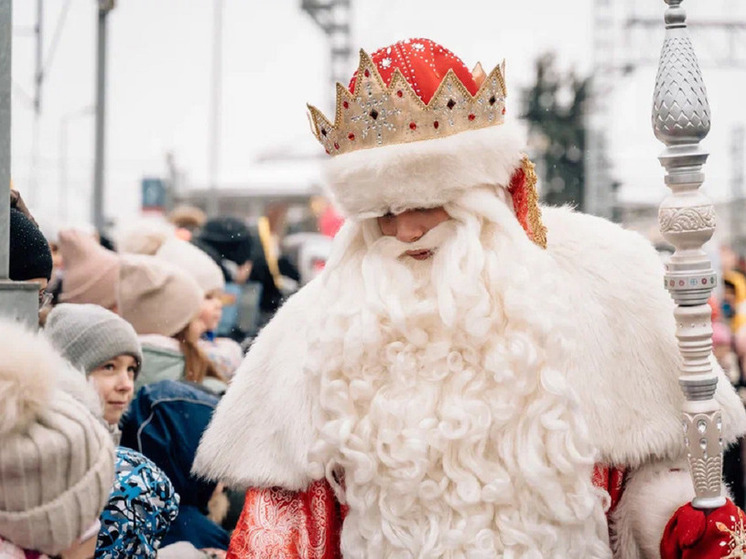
[44, 303, 143, 427]
[42, 305, 182, 559]
[156, 238, 244, 380]
[118, 254, 228, 393]
[0, 318, 115, 558]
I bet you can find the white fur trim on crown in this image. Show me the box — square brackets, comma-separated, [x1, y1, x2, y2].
[322, 120, 526, 219]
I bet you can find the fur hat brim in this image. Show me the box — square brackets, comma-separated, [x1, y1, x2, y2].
[322, 121, 526, 219]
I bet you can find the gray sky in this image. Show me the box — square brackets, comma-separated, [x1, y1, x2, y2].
[9, 0, 746, 228]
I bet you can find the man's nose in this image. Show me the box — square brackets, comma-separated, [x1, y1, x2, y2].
[396, 216, 425, 243]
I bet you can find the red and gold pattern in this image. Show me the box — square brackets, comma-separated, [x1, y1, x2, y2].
[227, 464, 627, 557]
[307, 38, 507, 156]
[227, 480, 342, 559]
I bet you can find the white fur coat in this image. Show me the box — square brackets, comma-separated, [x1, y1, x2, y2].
[194, 206, 746, 558]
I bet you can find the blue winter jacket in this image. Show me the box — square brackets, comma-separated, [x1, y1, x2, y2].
[119, 380, 230, 551]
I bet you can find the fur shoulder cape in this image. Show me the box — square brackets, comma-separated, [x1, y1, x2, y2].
[193, 206, 746, 490]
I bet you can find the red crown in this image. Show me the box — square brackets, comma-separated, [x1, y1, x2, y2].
[308, 38, 507, 156]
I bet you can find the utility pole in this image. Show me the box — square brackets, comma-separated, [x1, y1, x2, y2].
[0, 0, 41, 326]
[92, 0, 115, 232]
[301, 0, 352, 113]
[27, 0, 43, 207]
[206, 0, 223, 218]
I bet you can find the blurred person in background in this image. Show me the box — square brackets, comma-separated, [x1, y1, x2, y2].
[9, 205, 54, 324]
[121, 380, 230, 556]
[194, 217, 256, 340]
[255, 204, 301, 320]
[155, 238, 243, 379]
[724, 270, 746, 373]
[118, 254, 227, 394]
[168, 205, 207, 242]
[0, 319, 115, 559]
[58, 229, 121, 312]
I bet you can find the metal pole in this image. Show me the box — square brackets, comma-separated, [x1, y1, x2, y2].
[206, 0, 223, 218]
[0, 0, 41, 326]
[34, 0, 42, 114]
[653, 0, 723, 510]
[0, 0, 11, 281]
[92, 2, 111, 231]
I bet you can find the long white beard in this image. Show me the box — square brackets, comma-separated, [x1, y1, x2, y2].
[305, 189, 611, 558]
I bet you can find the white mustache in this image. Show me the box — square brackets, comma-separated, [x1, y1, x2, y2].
[369, 220, 459, 259]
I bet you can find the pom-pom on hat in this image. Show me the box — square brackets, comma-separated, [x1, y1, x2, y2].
[58, 228, 120, 309]
[118, 254, 204, 337]
[308, 38, 546, 247]
[45, 303, 143, 375]
[0, 319, 115, 555]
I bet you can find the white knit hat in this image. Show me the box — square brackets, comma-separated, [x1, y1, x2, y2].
[0, 319, 115, 556]
[156, 238, 225, 294]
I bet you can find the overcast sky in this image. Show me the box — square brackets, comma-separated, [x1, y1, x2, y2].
[9, 0, 746, 228]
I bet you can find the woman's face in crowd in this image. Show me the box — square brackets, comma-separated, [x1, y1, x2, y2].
[199, 291, 224, 332]
[89, 355, 137, 425]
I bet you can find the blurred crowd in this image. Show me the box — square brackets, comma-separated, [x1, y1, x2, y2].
[0, 189, 339, 559]
[712, 246, 746, 509]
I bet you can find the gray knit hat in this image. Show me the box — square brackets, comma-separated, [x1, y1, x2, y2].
[45, 303, 143, 375]
[0, 319, 115, 555]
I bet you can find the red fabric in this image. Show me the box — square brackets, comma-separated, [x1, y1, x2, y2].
[318, 207, 344, 238]
[591, 464, 627, 518]
[228, 465, 628, 557]
[660, 498, 746, 558]
[227, 480, 342, 559]
[508, 166, 530, 238]
[348, 39, 478, 104]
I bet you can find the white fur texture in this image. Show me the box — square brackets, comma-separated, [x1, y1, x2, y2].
[195, 198, 746, 557]
[302, 191, 610, 557]
[0, 319, 58, 435]
[541, 207, 746, 467]
[322, 121, 525, 218]
[192, 282, 320, 490]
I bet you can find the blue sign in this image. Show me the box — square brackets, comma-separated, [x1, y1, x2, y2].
[141, 178, 166, 210]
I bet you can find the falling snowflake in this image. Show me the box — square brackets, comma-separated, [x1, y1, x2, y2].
[380, 57, 392, 69]
[412, 43, 425, 51]
[717, 511, 746, 558]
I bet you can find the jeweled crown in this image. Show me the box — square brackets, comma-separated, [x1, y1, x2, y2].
[308, 41, 507, 157]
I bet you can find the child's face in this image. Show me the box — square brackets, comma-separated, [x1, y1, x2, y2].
[199, 290, 224, 333]
[89, 355, 138, 425]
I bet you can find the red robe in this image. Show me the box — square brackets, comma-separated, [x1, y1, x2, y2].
[227, 464, 627, 559]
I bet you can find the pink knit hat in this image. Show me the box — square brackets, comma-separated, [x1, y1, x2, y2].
[118, 254, 204, 337]
[58, 229, 120, 310]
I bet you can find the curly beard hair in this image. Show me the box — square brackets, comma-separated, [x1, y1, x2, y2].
[304, 187, 611, 558]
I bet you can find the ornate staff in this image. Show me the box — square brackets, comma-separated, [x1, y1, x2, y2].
[653, 0, 724, 509]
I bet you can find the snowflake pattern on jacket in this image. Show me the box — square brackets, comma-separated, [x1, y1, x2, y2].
[96, 447, 180, 558]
